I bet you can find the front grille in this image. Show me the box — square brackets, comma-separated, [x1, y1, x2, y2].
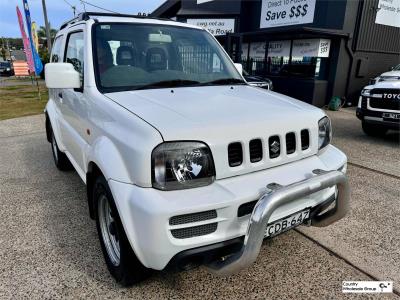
[369, 98, 400, 110]
[169, 210, 217, 225]
[268, 135, 281, 159]
[249, 139, 263, 163]
[285, 132, 296, 154]
[301, 129, 310, 150]
[171, 223, 217, 239]
[228, 142, 243, 167]
[227, 129, 311, 167]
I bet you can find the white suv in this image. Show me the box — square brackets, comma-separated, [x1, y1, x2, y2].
[45, 12, 350, 286]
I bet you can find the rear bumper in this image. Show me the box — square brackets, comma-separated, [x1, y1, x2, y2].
[108, 145, 348, 271]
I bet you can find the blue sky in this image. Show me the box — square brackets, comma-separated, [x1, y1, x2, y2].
[0, 0, 165, 37]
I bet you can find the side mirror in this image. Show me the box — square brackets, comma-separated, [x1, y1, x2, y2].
[390, 66, 394, 71]
[234, 63, 243, 75]
[45, 63, 81, 89]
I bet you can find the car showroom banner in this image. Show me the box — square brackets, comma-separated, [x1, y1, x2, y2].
[248, 42, 267, 59]
[267, 40, 291, 57]
[260, 0, 316, 28]
[292, 39, 331, 57]
[375, 0, 400, 28]
[186, 18, 235, 35]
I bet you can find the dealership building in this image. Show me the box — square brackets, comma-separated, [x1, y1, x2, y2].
[152, 0, 400, 107]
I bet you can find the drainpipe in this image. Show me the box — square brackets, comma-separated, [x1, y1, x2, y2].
[344, 35, 354, 99]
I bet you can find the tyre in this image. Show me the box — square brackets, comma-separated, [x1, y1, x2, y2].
[93, 175, 151, 286]
[362, 121, 388, 137]
[50, 126, 73, 171]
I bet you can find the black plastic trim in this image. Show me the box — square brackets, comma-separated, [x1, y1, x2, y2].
[165, 237, 244, 271]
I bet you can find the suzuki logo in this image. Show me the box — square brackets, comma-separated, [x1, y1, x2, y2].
[383, 93, 400, 99]
[270, 141, 280, 154]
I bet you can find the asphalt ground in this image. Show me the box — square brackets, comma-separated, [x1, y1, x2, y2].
[0, 109, 399, 299]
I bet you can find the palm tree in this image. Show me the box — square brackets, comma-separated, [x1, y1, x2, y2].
[37, 25, 57, 46]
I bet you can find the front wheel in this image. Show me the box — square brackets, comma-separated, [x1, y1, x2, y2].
[94, 175, 151, 286]
[362, 121, 388, 137]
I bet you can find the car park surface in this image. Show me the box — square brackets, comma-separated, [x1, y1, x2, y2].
[0, 109, 399, 299]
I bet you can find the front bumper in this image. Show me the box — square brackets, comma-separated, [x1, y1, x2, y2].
[206, 169, 349, 276]
[357, 108, 400, 129]
[108, 145, 348, 271]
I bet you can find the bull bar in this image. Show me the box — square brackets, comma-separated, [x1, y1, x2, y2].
[205, 169, 350, 276]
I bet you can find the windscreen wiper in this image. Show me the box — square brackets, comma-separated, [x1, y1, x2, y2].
[201, 78, 246, 86]
[134, 79, 200, 90]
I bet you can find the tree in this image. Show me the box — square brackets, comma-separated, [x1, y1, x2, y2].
[37, 26, 57, 44]
[1, 48, 6, 61]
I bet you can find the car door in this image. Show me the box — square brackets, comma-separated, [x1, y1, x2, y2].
[60, 28, 88, 173]
[48, 35, 66, 143]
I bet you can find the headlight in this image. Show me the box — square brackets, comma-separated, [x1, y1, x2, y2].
[318, 116, 332, 150]
[152, 141, 215, 190]
[6, 68, 10, 71]
[361, 89, 371, 96]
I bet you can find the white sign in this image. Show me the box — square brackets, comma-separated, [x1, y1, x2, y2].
[375, 0, 400, 28]
[186, 19, 235, 36]
[268, 40, 291, 57]
[260, 0, 316, 28]
[292, 39, 331, 57]
[249, 42, 266, 59]
[342, 281, 393, 294]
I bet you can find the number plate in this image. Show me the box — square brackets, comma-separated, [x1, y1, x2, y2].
[265, 209, 310, 238]
[382, 112, 400, 120]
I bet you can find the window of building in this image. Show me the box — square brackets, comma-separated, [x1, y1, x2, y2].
[241, 39, 331, 80]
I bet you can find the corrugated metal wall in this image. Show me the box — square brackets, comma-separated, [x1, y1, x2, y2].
[355, 0, 400, 54]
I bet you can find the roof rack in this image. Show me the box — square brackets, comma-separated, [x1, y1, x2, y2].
[59, 11, 173, 30]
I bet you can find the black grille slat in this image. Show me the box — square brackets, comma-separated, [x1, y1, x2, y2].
[268, 135, 281, 159]
[285, 132, 296, 154]
[169, 210, 217, 225]
[171, 223, 217, 239]
[369, 98, 400, 110]
[249, 139, 263, 163]
[301, 129, 310, 150]
[238, 200, 257, 217]
[228, 142, 243, 167]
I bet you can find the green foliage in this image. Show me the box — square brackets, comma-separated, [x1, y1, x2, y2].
[1, 48, 6, 60]
[39, 47, 50, 64]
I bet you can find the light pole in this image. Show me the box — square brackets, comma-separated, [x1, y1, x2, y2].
[41, 0, 52, 53]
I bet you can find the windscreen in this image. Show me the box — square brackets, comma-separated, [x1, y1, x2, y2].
[93, 23, 243, 92]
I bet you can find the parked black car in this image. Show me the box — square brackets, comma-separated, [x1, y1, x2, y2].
[0, 62, 14, 76]
[243, 70, 273, 90]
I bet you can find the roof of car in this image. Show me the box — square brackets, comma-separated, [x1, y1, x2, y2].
[60, 12, 201, 31]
